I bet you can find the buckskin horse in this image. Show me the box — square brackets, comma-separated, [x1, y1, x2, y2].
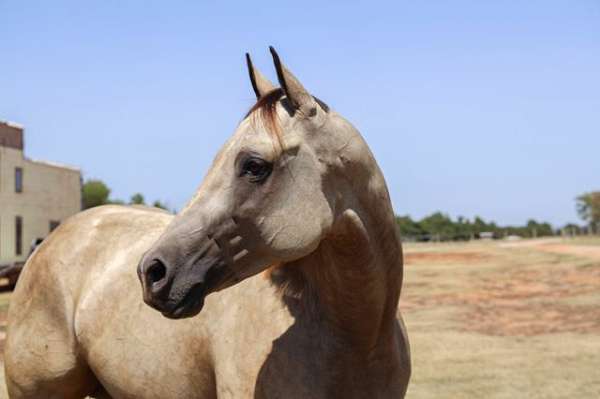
[5, 47, 411, 398]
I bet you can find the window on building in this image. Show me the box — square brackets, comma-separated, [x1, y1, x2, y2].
[49, 220, 60, 232]
[15, 167, 23, 193]
[15, 216, 23, 256]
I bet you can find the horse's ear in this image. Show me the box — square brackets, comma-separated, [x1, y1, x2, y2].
[269, 46, 317, 117]
[246, 53, 276, 99]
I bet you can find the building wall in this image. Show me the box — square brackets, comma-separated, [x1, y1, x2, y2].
[0, 121, 24, 151]
[0, 144, 82, 263]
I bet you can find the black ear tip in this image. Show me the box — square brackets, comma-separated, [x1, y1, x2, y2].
[245, 53, 252, 64]
[269, 46, 287, 93]
[269, 47, 282, 69]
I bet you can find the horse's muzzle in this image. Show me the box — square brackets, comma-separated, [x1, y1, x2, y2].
[137, 245, 229, 319]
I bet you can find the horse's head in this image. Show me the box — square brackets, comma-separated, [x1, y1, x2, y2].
[138, 47, 366, 318]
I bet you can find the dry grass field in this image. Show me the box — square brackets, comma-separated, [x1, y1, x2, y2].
[0, 237, 599, 398]
[401, 237, 600, 398]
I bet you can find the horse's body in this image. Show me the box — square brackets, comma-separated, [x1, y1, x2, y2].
[5, 49, 410, 398]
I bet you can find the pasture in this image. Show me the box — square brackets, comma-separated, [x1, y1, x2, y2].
[402, 237, 600, 398]
[0, 237, 599, 398]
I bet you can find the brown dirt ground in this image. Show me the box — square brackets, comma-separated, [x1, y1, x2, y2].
[535, 243, 600, 259]
[401, 241, 600, 336]
[404, 251, 490, 264]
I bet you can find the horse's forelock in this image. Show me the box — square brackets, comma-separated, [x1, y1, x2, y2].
[245, 88, 285, 143]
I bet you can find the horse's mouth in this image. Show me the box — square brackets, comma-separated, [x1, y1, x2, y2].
[161, 282, 207, 319]
[161, 262, 231, 320]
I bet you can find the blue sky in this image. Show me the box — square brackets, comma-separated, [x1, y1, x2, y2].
[2, 1, 599, 226]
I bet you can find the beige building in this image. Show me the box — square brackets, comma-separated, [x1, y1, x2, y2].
[0, 121, 82, 264]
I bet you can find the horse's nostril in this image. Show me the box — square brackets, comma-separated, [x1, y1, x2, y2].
[147, 259, 167, 285]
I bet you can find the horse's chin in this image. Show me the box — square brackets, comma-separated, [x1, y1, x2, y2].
[161, 284, 207, 320]
[162, 299, 205, 319]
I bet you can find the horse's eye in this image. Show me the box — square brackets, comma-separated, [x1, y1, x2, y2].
[240, 157, 272, 183]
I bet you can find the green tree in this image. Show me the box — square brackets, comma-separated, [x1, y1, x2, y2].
[82, 179, 111, 209]
[525, 219, 554, 237]
[420, 212, 456, 241]
[472, 216, 488, 235]
[576, 192, 600, 233]
[562, 223, 582, 236]
[396, 215, 424, 239]
[454, 216, 474, 240]
[152, 200, 168, 210]
[130, 193, 146, 205]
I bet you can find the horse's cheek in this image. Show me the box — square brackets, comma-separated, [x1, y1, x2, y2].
[263, 199, 330, 262]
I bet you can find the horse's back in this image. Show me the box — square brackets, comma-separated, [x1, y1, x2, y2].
[4, 205, 172, 398]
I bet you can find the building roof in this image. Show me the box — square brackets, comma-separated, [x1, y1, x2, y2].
[0, 120, 24, 129]
[26, 158, 81, 172]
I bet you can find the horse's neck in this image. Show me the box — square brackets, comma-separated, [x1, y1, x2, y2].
[273, 205, 402, 353]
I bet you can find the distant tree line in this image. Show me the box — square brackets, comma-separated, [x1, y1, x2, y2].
[81, 179, 171, 212]
[397, 190, 600, 242]
[396, 212, 555, 242]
